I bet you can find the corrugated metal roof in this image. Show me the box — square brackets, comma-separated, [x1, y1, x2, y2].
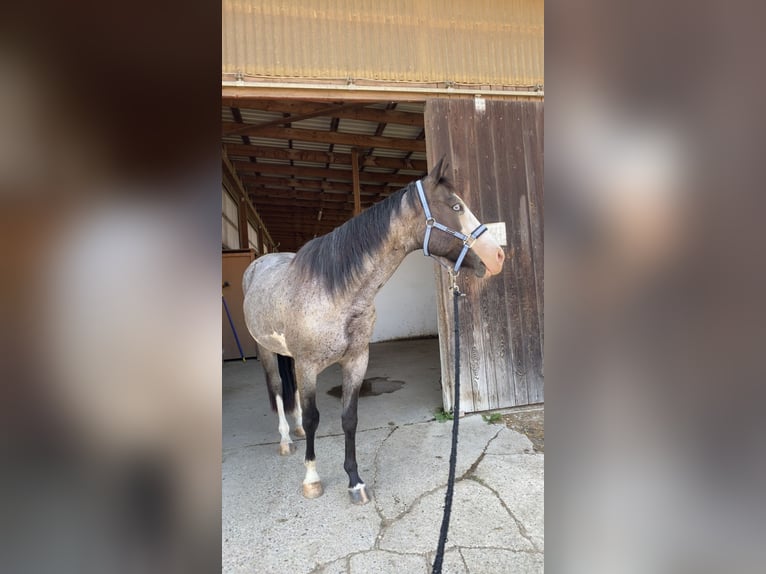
[247, 137, 288, 147]
[239, 109, 282, 123]
[337, 118, 378, 135]
[395, 103, 426, 114]
[222, 0, 543, 87]
[373, 148, 408, 158]
[381, 124, 422, 139]
[292, 140, 331, 151]
[290, 117, 333, 131]
[332, 144, 352, 154]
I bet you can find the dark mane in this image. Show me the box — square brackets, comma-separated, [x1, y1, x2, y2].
[292, 183, 419, 295]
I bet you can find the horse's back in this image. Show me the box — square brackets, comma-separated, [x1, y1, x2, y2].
[242, 252, 295, 295]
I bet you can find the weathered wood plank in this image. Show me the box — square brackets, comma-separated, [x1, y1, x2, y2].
[449, 98, 491, 414]
[425, 99, 461, 413]
[473, 99, 512, 410]
[522, 102, 545, 402]
[425, 97, 544, 411]
[494, 103, 529, 406]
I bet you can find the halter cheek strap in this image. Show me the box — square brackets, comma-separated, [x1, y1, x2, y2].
[415, 179, 488, 274]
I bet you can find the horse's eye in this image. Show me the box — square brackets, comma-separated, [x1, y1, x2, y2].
[452, 204, 462, 212]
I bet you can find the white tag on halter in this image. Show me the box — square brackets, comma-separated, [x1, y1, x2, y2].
[484, 222, 507, 246]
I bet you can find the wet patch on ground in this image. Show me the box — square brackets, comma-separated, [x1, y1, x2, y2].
[327, 376, 405, 398]
[502, 408, 544, 452]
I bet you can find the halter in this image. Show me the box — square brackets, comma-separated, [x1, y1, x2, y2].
[415, 179, 488, 275]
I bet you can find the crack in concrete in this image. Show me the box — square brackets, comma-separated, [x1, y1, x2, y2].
[457, 545, 543, 554]
[305, 547, 366, 574]
[458, 547, 470, 573]
[466, 475, 540, 552]
[233, 424, 396, 451]
[458, 426, 504, 481]
[454, 427, 543, 553]
[310, 548, 431, 574]
[371, 426, 398, 550]
[232, 416, 459, 452]
[375, 425, 503, 531]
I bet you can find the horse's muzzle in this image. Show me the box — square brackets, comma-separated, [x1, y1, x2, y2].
[473, 237, 505, 276]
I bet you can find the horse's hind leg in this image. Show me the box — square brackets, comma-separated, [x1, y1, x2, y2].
[257, 345, 295, 456]
[293, 390, 305, 437]
[340, 351, 371, 505]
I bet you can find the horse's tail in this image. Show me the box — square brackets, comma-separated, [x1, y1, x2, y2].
[269, 354, 297, 413]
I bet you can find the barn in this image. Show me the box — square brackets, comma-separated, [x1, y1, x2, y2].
[221, 0, 543, 413]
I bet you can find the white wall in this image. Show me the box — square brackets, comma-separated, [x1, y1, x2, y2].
[371, 251, 438, 342]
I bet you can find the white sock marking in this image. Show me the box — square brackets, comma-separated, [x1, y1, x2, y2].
[303, 460, 321, 485]
[275, 395, 291, 446]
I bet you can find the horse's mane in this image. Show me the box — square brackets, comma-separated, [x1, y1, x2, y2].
[292, 183, 419, 295]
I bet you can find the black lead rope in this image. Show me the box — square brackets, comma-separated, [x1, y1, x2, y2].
[432, 282, 462, 574]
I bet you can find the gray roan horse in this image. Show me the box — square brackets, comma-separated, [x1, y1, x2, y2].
[242, 158, 505, 504]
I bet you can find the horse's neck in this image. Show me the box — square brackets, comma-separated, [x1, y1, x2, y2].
[347, 206, 420, 303]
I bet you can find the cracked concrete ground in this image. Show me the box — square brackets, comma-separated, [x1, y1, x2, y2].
[223, 338, 544, 574]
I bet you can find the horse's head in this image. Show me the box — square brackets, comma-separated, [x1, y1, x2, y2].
[416, 157, 506, 277]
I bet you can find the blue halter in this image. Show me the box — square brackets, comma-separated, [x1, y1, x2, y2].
[415, 179, 488, 274]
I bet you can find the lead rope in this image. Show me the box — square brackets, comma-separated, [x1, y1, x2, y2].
[432, 273, 463, 574]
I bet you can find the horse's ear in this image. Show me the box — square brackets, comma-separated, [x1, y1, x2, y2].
[427, 155, 449, 183]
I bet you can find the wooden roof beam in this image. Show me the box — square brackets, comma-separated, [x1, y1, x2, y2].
[226, 102, 368, 136]
[222, 123, 426, 152]
[223, 144, 427, 171]
[222, 99, 424, 127]
[232, 160, 415, 185]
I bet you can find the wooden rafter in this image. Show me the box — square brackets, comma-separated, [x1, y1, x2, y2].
[232, 161, 414, 185]
[223, 98, 424, 127]
[226, 102, 367, 136]
[223, 145, 427, 171]
[222, 123, 426, 152]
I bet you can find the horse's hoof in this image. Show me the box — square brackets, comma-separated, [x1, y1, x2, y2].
[348, 484, 371, 505]
[294, 426, 306, 438]
[279, 442, 296, 456]
[302, 481, 324, 499]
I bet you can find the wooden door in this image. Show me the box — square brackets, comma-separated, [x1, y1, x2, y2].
[425, 98, 544, 412]
[222, 249, 259, 360]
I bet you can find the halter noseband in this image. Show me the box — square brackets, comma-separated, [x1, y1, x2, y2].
[415, 179, 488, 274]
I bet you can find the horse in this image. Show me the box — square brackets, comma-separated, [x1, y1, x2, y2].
[242, 157, 505, 504]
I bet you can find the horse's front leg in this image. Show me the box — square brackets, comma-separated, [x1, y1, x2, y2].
[296, 362, 323, 499]
[341, 351, 371, 505]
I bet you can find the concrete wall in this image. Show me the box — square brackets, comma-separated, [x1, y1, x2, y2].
[371, 252, 438, 342]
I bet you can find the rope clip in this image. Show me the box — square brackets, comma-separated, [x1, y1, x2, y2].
[449, 270, 465, 296]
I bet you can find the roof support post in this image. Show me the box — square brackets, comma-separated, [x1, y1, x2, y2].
[238, 197, 249, 249]
[351, 147, 361, 216]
